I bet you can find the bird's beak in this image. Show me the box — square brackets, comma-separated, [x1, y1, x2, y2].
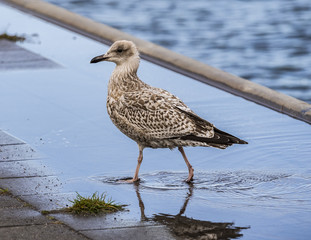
[90, 54, 109, 64]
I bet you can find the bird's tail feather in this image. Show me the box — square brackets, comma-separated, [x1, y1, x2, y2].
[213, 127, 248, 144]
[180, 128, 248, 146]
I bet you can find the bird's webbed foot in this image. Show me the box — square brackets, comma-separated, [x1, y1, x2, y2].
[117, 177, 140, 184]
[185, 175, 194, 183]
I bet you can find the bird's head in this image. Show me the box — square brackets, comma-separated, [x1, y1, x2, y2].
[90, 40, 140, 66]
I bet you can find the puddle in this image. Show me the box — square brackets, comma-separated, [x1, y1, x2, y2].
[150, 213, 249, 240]
[91, 170, 311, 211]
[92, 170, 291, 190]
[92, 172, 251, 239]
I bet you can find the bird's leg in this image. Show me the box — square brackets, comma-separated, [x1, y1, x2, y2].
[178, 147, 194, 182]
[126, 146, 144, 183]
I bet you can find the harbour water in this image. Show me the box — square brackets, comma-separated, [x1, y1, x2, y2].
[47, 0, 311, 103]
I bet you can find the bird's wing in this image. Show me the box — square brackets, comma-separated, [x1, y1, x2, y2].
[116, 87, 214, 139]
[175, 106, 214, 137]
[176, 106, 247, 145]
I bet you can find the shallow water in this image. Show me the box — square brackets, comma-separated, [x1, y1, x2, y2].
[46, 0, 311, 103]
[93, 170, 310, 211]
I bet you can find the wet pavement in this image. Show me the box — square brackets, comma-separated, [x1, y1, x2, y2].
[0, 130, 88, 240]
[1, 2, 311, 240]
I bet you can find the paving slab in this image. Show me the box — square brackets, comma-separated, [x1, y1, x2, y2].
[0, 159, 54, 178]
[0, 176, 62, 196]
[0, 194, 26, 208]
[0, 223, 88, 240]
[0, 144, 41, 161]
[0, 39, 59, 70]
[21, 192, 76, 212]
[50, 212, 157, 232]
[0, 207, 50, 227]
[81, 225, 175, 240]
[0, 191, 89, 240]
[0, 38, 19, 50]
[0, 130, 24, 146]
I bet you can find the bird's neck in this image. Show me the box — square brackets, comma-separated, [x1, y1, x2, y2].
[108, 57, 146, 96]
[113, 59, 139, 80]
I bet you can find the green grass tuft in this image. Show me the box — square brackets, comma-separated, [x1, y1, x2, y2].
[0, 187, 9, 194]
[0, 33, 25, 42]
[41, 210, 50, 215]
[65, 192, 125, 215]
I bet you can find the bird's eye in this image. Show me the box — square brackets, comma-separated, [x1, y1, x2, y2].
[117, 48, 123, 53]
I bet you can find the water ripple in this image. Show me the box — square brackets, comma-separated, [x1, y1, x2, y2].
[92, 170, 311, 210]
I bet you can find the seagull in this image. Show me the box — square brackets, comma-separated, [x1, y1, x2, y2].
[90, 40, 247, 183]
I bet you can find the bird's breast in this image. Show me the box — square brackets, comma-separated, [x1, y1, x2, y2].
[106, 96, 117, 117]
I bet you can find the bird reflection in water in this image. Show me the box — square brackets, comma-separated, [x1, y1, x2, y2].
[133, 183, 249, 240]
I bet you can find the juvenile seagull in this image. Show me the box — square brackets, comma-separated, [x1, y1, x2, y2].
[90, 40, 247, 183]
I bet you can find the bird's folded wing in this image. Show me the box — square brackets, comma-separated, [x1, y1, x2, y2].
[115, 89, 214, 139]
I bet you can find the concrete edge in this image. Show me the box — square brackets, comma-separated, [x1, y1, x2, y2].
[2, 0, 311, 124]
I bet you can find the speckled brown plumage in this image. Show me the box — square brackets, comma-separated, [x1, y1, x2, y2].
[91, 40, 247, 183]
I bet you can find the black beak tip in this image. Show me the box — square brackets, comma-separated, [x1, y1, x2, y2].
[90, 57, 99, 64]
[90, 55, 108, 64]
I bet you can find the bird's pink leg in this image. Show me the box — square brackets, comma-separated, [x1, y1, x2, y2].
[178, 147, 194, 182]
[126, 146, 144, 183]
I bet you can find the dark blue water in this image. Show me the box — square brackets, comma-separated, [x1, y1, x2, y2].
[47, 0, 311, 103]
